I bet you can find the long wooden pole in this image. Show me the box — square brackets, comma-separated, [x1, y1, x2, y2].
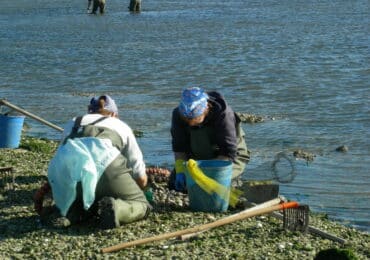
[101, 201, 298, 253]
[178, 197, 283, 240]
[0, 99, 63, 132]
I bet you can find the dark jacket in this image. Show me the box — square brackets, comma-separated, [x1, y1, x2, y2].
[171, 91, 239, 161]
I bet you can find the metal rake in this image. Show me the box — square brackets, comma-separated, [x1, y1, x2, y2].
[283, 204, 310, 233]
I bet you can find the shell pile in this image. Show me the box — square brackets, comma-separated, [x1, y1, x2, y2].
[145, 166, 171, 183]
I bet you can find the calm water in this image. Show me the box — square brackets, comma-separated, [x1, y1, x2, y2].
[1, 0, 369, 232]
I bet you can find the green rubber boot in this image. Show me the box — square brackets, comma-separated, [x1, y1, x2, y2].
[97, 197, 149, 229]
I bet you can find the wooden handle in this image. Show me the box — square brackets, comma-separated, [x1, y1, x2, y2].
[101, 199, 298, 253]
[0, 99, 63, 132]
[178, 197, 283, 241]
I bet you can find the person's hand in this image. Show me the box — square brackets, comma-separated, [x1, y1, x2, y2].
[143, 186, 154, 203]
[33, 182, 51, 215]
[175, 172, 186, 191]
[134, 173, 148, 189]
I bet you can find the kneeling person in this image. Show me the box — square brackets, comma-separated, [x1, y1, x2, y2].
[47, 95, 150, 229]
[169, 87, 250, 192]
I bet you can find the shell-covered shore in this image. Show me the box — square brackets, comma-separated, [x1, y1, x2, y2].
[0, 137, 369, 259]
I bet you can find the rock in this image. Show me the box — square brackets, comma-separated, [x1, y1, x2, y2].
[335, 145, 348, 152]
[236, 112, 264, 123]
[240, 180, 279, 203]
[293, 149, 315, 162]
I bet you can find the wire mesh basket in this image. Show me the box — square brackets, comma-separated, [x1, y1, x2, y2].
[0, 166, 15, 191]
[283, 204, 310, 233]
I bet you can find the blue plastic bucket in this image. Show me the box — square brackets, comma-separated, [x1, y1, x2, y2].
[0, 115, 25, 148]
[185, 160, 233, 212]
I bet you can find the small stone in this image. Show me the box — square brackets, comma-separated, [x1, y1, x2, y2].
[293, 149, 315, 162]
[335, 145, 348, 152]
[206, 214, 216, 221]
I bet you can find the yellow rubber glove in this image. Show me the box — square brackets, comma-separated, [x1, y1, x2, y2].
[175, 159, 186, 174]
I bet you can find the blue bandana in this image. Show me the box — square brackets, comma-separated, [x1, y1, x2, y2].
[178, 87, 209, 119]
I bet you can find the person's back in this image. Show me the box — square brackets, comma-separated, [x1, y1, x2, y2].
[47, 95, 150, 229]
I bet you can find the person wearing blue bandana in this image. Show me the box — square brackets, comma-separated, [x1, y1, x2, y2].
[169, 87, 250, 192]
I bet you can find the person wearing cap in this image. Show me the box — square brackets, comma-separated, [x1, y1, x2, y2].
[169, 87, 250, 192]
[47, 95, 150, 229]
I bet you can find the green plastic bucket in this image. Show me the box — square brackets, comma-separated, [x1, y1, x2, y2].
[0, 115, 25, 148]
[185, 160, 233, 212]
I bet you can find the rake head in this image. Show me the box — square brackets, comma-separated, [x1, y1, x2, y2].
[283, 204, 309, 233]
[0, 166, 15, 191]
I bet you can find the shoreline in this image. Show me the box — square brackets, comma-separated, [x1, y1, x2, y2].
[0, 136, 369, 259]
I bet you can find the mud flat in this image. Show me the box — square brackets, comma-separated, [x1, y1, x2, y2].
[0, 137, 368, 259]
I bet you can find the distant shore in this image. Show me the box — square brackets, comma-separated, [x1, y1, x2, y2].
[0, 136, 369, 259]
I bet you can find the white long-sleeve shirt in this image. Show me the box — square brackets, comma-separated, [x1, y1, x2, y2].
[61, 114, 146, 180]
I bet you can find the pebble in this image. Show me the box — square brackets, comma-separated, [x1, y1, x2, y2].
[335, 145, 348, 152]
[0, 136, 368, 259]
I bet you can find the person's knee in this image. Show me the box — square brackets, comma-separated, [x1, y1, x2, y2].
[232, 162, 246, 179]
[115, 200, 148, 224]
